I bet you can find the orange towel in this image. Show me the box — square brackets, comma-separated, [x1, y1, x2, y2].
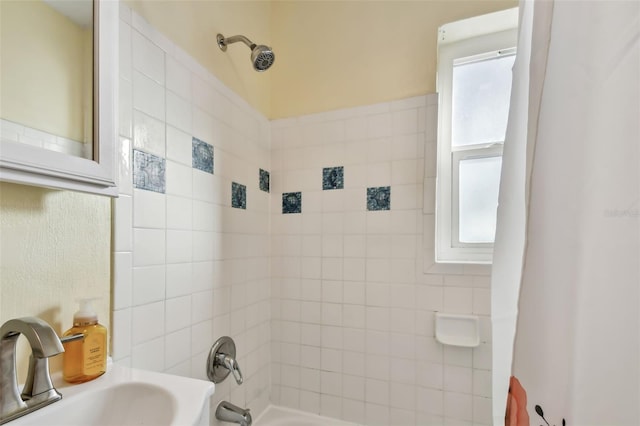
[505, 376, 530, 426]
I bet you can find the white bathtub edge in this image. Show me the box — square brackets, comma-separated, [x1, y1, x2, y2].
[252, 404, 361, 426]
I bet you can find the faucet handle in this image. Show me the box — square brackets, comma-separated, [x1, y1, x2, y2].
[207, 336, 244, 385]
[216, 353, 244, 385]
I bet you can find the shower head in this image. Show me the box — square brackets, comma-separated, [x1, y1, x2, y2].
[251, 45, 276, 72]
[217, 33, 275, 72]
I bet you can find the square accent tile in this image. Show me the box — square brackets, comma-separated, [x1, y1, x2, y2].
[323, 166, 344, 190]
[259, 169, 270, 193]
[133, 149, 166, 193]
[192, 137, 214, 174]
[367, 186, 391, 211]
[232, 182, 247, 209]
[282, 192, 302, 214]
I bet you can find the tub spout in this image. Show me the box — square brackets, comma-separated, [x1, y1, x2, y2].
[215, 401, 252, 426]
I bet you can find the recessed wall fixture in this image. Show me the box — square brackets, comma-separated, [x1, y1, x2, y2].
[216, 33, 275, 72]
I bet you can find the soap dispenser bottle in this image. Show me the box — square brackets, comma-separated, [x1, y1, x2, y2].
[62, 298, 107, 383]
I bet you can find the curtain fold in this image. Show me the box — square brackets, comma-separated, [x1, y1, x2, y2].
[491, 0, 554, 422]
[493, 0, 640, 424]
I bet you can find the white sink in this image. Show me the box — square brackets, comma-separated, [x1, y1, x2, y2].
[11, 363, 215, 426]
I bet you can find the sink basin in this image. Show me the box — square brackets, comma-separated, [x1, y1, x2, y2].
[36, 383, 175, 425]
[11, 362, 215, 426]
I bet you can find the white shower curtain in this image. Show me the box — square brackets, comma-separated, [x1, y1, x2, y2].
[492, 0, 640, 424]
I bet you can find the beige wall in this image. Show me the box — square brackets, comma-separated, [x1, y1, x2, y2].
[0, 183, 110, 380]
[125, 0, 515, 119]
[0, 0, 93, 142]
[271, 0, 516, 118]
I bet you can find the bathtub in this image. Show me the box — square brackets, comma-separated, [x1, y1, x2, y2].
[253, 405, 360, 426]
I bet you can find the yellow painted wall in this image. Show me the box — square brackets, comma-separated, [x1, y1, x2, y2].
[0, 0, 92, 142]
[125, 0, 273, 118]
[125, 0, 515, 119]
[0, 182, 110, 381]
[270, 0, 517, 118]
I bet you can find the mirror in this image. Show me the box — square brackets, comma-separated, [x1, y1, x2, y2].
[0, 0, 117, 196]
[1, 0, 94, 160]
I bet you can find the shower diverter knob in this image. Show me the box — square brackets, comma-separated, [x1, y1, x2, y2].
[207, 336, 244, 385]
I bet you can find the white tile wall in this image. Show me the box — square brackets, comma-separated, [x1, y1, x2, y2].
[113, 5, 271, 421]
[114, 5, 492, 426]
[271, 96, 492, 425]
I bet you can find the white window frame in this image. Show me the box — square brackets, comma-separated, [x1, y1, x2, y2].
[435, 9, 518, 264]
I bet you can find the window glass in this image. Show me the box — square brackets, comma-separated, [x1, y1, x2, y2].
[452, 54, 515, 147]
[433, 7, 518, 263]
[458, 155, 502, 243]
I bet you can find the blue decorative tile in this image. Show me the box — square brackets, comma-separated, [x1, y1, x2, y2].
[133, 150, 166, 193]
[367, 186, 391, 211]
[232, 182, 247, 209]
[192, 137, 214, 174]
[282, 192, 302, 214]
[323, 166, 344, 190]
[259, 169, 270, 193]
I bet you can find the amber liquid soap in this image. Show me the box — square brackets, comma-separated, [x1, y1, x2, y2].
[63, 299, 107, 383]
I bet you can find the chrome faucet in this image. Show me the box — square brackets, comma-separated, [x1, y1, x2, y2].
[0, 317, 65, 424]
[215, 352, 243, 385]
[215, 401, 252, 426]
[207, 336, 243, 385]
[208, 337, 250, 426]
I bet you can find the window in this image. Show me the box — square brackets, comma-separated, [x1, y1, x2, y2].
[435, 9, 518, 263]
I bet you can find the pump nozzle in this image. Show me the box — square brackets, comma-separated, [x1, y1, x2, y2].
[74, 298, 100, 326]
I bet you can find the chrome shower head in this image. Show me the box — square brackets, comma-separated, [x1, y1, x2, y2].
[251, 45, 275, 72]
[217, 33, 275, 72]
